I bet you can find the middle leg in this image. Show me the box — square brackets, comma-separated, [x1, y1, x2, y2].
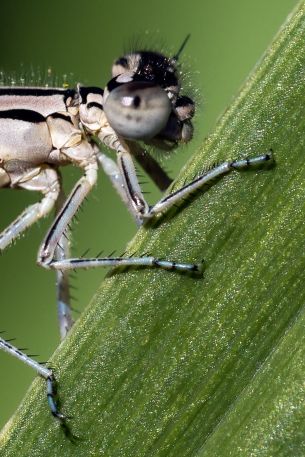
[54, 181, 73, 340]
[37, 154, 202, 274]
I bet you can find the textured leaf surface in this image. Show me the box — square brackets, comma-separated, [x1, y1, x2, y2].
[1, 2, 305, 456]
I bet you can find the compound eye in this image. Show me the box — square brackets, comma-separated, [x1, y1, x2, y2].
[104, 81, 172, 140]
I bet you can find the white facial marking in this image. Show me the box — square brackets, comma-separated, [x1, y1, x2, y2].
[116, 73, 134, 83]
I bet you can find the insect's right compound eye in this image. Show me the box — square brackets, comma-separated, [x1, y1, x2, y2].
[104, 81, 172, 140]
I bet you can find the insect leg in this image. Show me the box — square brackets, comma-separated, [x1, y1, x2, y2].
[0, 336, 65, 423]
[97, 130, 166, 224]
[55, 180, 73, 340]
[38, 157, 99, 267]
[144, 152, 273, 220]
[114, 145, 272, 224]
[97, 148, 173, 225]
[36, 154, 201, 274]
[46, 255, 202, 273]
[0, 166, 60, 250]
[96, 151, 141, 224]
[0, 166, 68, 421]
[116, 148, 150, 218]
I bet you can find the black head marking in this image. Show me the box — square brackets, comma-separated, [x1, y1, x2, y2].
[136, 51, 178, 88]
[114, 57, 128, 68]
[107, 77, 125, 93]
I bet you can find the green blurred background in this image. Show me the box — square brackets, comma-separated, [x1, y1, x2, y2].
[0, 0, 298, 429]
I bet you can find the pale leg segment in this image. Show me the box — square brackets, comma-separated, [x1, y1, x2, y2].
[0, 165, 73, 337]
[37, 156, 202, 274]
[118, 152, 273, 222]
[55, 185, 73, 340]
[38, 160, 99, 266]
[116, 150, 149, 218]
[97, 152, 141, 225]
[98, 145, 173, 223]
[0, 336, 64, 422]
[0, 167, 60, 250]
[0, 167, 67, 423]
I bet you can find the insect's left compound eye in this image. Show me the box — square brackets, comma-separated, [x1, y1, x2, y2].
[104, 81, 172, 140]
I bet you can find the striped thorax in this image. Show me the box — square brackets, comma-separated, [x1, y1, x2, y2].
[0, 50, 195, 191]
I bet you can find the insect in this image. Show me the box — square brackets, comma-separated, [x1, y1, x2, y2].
[0, 36, 272, 430]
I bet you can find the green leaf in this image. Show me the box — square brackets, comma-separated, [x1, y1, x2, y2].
[1, 2, 305, 455]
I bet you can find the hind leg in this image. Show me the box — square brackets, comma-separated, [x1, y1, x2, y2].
[0, 166, 67, 422]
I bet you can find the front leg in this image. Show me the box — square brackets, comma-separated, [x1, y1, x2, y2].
[119, 151, 273, 223]
[97, 151, 141, 225]
[146, 153, 273, 219]
[116, 148, 149, 220]
[113, 137, 272, 224]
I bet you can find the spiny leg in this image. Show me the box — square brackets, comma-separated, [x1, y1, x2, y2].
[47, 153, 273, 275]
[0, 336, 65, 424]
[147, 153, 273, 218]
[0, 167, 69, 422]
[38, 159, 99, 266]
[0, 167, 60, 250]
[116, 148, 149, 219]
[55, 182, 73, 340]
[35, 156, 201, 274]
[46, 255, 202, 273]
[97, 151, 141, 224]
[97, 147, 172, 223]
[96, 137, 172, 223]
[116, 148, 273, 222]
